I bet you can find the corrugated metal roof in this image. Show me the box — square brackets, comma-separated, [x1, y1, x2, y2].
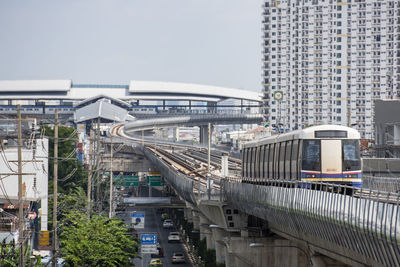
[74, 94, 131, 108]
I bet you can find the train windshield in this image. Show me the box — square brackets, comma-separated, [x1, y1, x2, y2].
[342, 140, 361, 171]
[302, 140, 321, 171]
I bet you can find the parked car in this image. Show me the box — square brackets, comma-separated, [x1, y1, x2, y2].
[151, 245, 164, 258]
[149, 258, 162, 266]
[168, 232, 180, 243]
[171, 252, 185, 264]
[162, 219, 173, 229]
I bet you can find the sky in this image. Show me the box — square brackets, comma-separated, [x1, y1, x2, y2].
[0, 0, 262, 92]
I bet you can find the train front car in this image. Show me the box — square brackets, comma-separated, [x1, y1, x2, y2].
[300, 125, 362, 188]
[241, 124, 362, 190]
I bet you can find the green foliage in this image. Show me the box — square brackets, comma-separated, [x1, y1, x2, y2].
[204, 249, 217, 267]
[196, 238, 207, 261]
[58, 187, 88, 220]
[59, 211, 139, 267]
[41, 125, 87, 194]
[0, 240, 42, 266]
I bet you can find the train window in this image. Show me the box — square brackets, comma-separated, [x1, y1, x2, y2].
[285, 141, 292, 179]
[255, 146, 260, 178]
[242, 149, 247, 177]
[302, 140, 321, 171]
[263, 145, 268, 178]
[315, 130, 347, 138]
[259, 146, 265, 178]
[279, 142, 286, 179]
[248, 147, 253, 177]
[269, 143, 274, 179]
[247, 148, 251, 177]
[245, 148, 250, 178]
[264, 144, 269, 179]
[292, 140, 299, 180]
[342, 140, 361, 171]
[251, 147, 256, 177]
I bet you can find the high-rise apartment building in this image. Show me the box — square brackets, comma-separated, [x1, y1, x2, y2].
[262, 0, 399, 139]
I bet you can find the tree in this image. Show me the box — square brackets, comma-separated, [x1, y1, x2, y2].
[59, 211, 139, 267]
[41, 125, 87, 194]
[0, 240, 42, 266]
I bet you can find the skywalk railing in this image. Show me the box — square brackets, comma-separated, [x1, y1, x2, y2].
[363, 175, 400, 193]
[222, 179, 400, 267]
[140, 145, 197, 205]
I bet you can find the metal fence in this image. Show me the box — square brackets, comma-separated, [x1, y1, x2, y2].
[222, 180, 400, 267]
[363, 175, 400, 193]
[140, 146, 197, 205]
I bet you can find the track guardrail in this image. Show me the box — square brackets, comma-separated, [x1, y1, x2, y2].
[222, 179, 400, 267]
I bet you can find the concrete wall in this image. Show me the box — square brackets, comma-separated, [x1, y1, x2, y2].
[363, 157, 400, 175]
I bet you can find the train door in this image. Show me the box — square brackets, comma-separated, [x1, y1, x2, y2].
[321, 140, 342, 178]
[291, 140, 299, 180]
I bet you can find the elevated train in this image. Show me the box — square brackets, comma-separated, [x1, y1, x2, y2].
[242, 125, 362, 188]
[0, 105, 74, 115]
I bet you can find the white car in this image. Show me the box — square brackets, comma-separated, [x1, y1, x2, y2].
[171, 252, 185, 264]
[168, 232, 180, 243]
[163, 219, 173, 229]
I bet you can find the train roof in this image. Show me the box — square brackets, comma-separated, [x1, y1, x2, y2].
[243, 125, 361, 148]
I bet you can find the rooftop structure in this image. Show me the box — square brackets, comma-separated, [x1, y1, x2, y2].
[0, 80, 261, 103]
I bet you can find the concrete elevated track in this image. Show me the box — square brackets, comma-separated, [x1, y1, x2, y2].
[112, 124, 400, 267]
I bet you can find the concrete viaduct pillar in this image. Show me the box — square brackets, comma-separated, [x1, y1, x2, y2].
[210, 226, 228, 264]
[192, 210, 200, 231]
[199, 124, 214, 145]
[199, 215, 213, 249]
[184, 208, 193, 223]
[224, 236, 310, 267]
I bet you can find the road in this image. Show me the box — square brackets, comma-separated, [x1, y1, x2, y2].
[118, 186, 193, 267]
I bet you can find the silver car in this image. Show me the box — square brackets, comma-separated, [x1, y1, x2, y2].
[171, 252, 185, 264]
[163, 219, 173, 229]
[168, 232, 180, 243]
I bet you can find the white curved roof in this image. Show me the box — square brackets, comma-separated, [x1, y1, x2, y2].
[129, 81, 261, 102]
[0, 80, 71, 92]
[0, 80, 261, 103]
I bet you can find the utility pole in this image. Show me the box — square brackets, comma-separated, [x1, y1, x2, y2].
[52, 109, 58, 267]
[207, 123, 211, 200]
[96, 118, 102, 213]
[109, 137, 113, 218]
[207, 123, 211, 174]
[87, 128, 93, 219]
[17, 105, 24, 267]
